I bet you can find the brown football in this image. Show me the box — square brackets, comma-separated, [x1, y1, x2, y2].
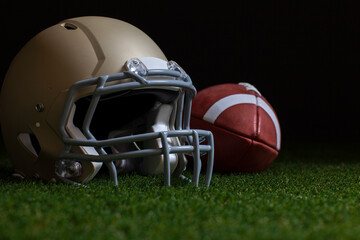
[191, 83, 281, 173]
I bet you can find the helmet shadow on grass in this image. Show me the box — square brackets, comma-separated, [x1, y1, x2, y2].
[0, 153, 193, 188]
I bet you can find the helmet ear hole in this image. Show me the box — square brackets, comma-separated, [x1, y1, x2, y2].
[18, 133, 41, 157]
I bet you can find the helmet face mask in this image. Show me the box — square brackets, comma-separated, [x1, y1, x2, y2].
[0, 17, 214, 187]
[57, 57, 214, 186]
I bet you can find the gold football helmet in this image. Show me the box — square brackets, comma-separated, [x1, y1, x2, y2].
[0, 16, 213, 186]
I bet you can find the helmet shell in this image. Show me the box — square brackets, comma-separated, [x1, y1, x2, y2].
[0, 16, 166, 181]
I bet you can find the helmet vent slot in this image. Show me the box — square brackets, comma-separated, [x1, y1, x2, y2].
[61, 23, 78, 30]
[18, 133, 41, 157]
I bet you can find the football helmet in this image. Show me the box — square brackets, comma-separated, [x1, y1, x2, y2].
[0, 16, 214, 186]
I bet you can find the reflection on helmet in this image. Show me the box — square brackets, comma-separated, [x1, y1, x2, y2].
[0, 16, 214, 187]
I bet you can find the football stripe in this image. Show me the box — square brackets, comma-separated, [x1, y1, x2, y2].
[257, 98, 281, 150]
[203, 93, 280, 150]
[203, 94, 256, 124]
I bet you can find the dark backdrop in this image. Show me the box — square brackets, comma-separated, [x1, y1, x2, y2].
[1, 0, 359, 144]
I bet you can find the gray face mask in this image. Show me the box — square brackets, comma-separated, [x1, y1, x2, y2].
[56, 57, 214, 187]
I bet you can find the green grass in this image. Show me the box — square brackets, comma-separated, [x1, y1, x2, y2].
[1, 140, 360, 240]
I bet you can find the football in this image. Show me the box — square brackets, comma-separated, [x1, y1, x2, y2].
[191, 82, 281, 173]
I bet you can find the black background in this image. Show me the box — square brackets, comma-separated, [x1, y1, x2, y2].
[1, 0, 359, 145]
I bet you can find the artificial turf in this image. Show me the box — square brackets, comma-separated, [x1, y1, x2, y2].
[1, 140, 360, 240]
